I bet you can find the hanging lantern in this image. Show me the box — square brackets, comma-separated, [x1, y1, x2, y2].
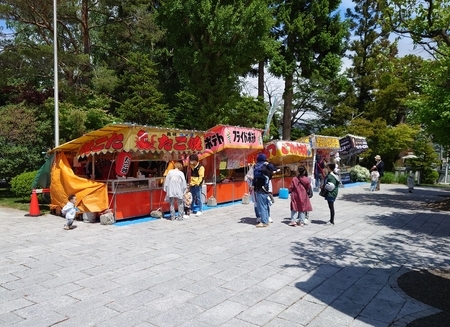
[115, 152, 132, 176]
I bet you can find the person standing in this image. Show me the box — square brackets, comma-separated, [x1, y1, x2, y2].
[252, 153, 273, 228]
[369, 166, 379, 192]
[163, 162, 187, 221]
[245, 164, 260, 221]
[374, 155, 384, 191]
[314, 155, 327, 190]
[188, 154, 205, 216]
[288, 166, 313, 227]
[407, 172, 415, 193]
[323, 163, 340, 226]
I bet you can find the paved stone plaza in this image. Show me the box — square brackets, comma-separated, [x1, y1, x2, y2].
[1, 183, 449, 327]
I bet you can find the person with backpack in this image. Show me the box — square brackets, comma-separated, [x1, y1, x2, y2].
[288, 166, 313, 227]
[252, 153, 273, 228]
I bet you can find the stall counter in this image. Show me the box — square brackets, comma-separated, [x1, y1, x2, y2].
[106, 178, 170, 220]
[203, 177, 294, 204]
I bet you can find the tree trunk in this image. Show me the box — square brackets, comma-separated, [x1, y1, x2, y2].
[258, 60, 264, 101]
[81, 0, 90, 56]
[282, 73, 293, 140]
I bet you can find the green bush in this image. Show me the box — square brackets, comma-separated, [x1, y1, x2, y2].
[350, 165, 370, 182]
[381, 172, 395, 184]
[397, 174, 408, 185]
[422, 169, 439, 184]
[10, 171, 38, 199]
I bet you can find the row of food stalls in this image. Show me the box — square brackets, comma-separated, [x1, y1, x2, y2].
[44, 123, 368, 222]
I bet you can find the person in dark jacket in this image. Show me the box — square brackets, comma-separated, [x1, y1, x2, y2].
[323, 163, 340, 225]
[252, 153, 273, 228]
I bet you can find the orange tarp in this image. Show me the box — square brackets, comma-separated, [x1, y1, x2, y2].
[50, 153, 109, 213]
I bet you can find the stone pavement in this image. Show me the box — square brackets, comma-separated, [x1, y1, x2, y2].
[1, 183, 449, 327]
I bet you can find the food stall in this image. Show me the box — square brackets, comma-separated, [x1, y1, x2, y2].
[251, 140, 312, 195]
[49, 124, 204, 221]
[339, 134, 369, 182]
[296, 134, 341, 183]
[198, 125, 264, 204]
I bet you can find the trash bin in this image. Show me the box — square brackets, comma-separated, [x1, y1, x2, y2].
[279, 188, 289, 199]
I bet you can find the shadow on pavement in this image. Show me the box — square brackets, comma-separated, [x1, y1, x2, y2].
[283, 208, 450, 325]
[340, 187, 449, 212]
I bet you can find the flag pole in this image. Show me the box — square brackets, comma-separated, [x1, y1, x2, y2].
[53, 0, 59, 147]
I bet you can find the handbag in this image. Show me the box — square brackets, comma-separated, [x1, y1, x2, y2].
[319, 187, 329, 197]
[307, 187, 313, 198]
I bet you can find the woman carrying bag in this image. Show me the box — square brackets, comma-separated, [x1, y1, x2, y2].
[320, 163, 340, 226]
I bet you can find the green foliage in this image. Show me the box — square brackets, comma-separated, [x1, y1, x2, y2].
[397, 174, 408, 185]
[407, 58, 450, 148]
[158, 0, 275, 130]
[116, 52, 169, 126]
[350, 165, 370, 182]
[381, 172, 396, 184]
[0, 104, 47, 180]
[226, 97, 267, 129]
[43, 95, 118, 143]
[270, 0, 349, 139]
[422, 169, 439, 184]
[10, 171, 38, 198]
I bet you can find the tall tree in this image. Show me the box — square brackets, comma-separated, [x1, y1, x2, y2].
[157, 0, 275, 130]
[344, 0, 396, 120]
[383, 0, 450, 57]
[382, 0, 450, 146]
[270, 0, 348, 140]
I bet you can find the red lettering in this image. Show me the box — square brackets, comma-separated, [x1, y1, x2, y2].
[79, 133, 125, 155]
[174, 136, 187, 151]
[91, 136, 108, 152]
[112, 133, 124, 150]
[187, 136, 203, 151]
[158, 134, 173, 151]
[281, 143, 289, 155]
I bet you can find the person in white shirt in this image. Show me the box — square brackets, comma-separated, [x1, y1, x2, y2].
[61, 194, 79, 230]
[163, 162, 187, 221]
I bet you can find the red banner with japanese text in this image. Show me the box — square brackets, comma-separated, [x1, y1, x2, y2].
[77, 128, 205, 157]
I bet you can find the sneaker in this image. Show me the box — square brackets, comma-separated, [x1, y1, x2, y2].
[171, 216, 176, 221]
[269, 217, 273, 223]
[196, 211, 203, 216]
[183, 215, 190, 219]
[289, 221, 297, 227]
[325, 221, 334, 226]
[256, 223, 269, 228]
[297, 222, 305, 227]
[63, 226, 70, 230]
[304, 219, 309, 225]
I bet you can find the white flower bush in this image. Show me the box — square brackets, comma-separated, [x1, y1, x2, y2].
[350, 165, 370, 182]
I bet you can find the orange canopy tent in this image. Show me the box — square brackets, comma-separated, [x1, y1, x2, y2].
[249, 140, 312, 166]
[49, 123, 205, 215]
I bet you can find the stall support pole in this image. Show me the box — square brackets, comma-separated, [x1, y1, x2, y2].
[92, 154, 95, 180]
[311, 148, 317, 188]
[213, 153, 217, 198]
